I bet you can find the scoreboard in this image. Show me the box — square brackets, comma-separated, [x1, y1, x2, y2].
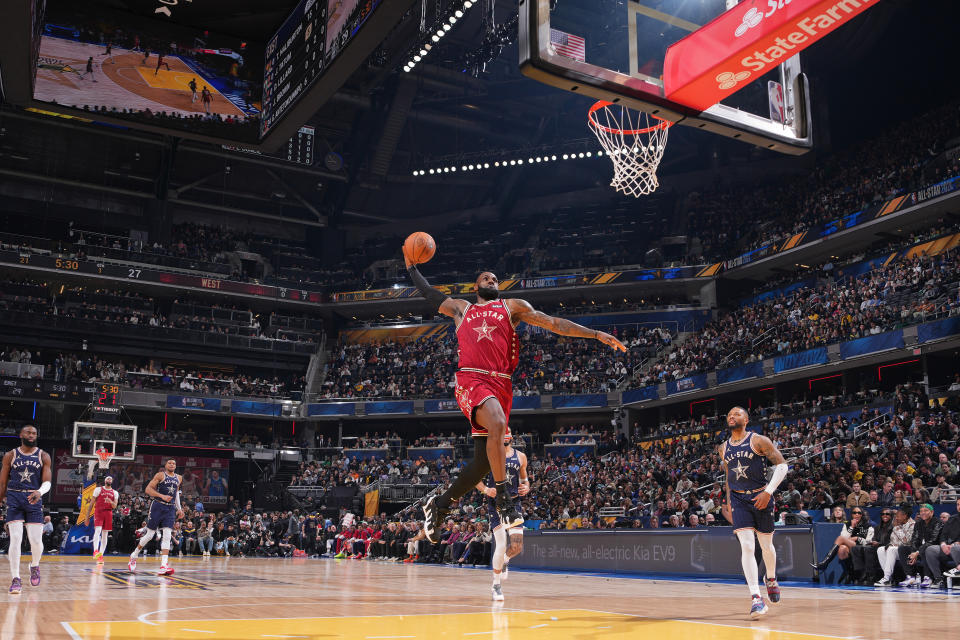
[259, 0, 405, 144]
[260, 0, 327, 138]
[92, 383, 122, 420]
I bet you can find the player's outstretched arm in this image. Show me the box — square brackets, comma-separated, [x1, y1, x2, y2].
[507, 299, 627, 351]
[405, 259, 468, 322]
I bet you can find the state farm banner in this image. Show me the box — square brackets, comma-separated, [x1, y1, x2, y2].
[53, 449, 230, 508]
[664, 0, 880, 111]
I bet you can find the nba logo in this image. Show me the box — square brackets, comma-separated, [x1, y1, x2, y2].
[768, 81, 786, 125]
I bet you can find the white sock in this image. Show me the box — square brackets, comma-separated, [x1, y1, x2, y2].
[27, 525, 43, 568]
[492, 527, 507, 586]
[160, 528, 172, 567]
[758, 534, 777, 580]
[99, 531, 109, 556]
[7, 522, 23, 579]
[92, 527, 102, 554]
[736, 529, 761, 597]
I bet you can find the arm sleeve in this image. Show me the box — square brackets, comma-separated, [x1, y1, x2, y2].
[93, 487, 102, 498]
[408, 265, 448, 309]
[174, 490, 182, 511]
[764, 463, 788, 495]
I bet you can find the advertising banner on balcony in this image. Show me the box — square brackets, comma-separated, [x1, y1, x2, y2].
[917, 317, 960, 344]
[666, 374, 708, 396]
[307, 402, 356, 416]
[365, 401, 415, 415]
[551, 394, 607, 409]
[622, 386, 659, 404]
[774, 347, 828, 373]
[166, 395, 222, 411]
[839, 330, 904, 360]
[231, 400, 282, 416]
[717, 361, 764, 385]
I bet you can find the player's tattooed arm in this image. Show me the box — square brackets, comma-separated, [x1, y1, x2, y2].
[753, 435, 788, 510]
[0, 450, 12, 502]
[507, 299, 627, 351]
[145, 472, 171, 502]
[755, 435, 787, 465]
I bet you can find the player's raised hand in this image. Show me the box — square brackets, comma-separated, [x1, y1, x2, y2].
[401, 244, 414, 269]
[596, 330, 627, 352]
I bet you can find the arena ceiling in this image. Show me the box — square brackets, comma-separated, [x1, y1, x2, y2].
[0, 0, 953, 230]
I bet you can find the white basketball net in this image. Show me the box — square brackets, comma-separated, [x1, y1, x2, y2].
[588, 102, 671, 198]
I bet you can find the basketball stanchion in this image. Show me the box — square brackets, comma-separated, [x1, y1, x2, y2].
[587, 101, 672, 197]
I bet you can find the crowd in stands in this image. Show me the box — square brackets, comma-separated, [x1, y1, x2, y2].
[0, 279, 321, 348]
[635, 241, 960, 386]
[322, 323, 667, 400]
[6, 99, 960, 298]
[0, 344, 303, 399]
[258, 394, 959, 582]
[686, 99, 960, 264]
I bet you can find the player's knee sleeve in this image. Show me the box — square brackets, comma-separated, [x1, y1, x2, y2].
[160, 528, 172, 551]
[736, 529, 755, 556]
[8, 521, 23, 546]
[26, 525, 42, 547]
[139, 528, 156, 545]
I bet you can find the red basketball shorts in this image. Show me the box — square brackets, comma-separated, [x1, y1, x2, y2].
[94, 511, 114, 531]
[454, 371, 513, 438]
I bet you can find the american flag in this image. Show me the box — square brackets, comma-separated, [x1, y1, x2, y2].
[550, 28, 585, 62]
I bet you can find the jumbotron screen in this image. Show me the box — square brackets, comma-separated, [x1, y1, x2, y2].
[33, 0, 264, 144]
[260, 0, 383, 138]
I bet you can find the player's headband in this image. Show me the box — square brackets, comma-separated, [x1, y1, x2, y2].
[104, 476, 114, 482]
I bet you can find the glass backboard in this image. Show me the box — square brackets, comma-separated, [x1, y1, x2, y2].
[519, 0, 813, 154]
[72, 422, 137, 461]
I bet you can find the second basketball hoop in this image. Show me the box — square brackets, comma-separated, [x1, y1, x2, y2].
[587, 101, 672, 198]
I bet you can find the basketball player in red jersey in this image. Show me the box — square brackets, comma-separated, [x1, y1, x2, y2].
[91, 476, 119, 564]
[405, 254, 626, 542]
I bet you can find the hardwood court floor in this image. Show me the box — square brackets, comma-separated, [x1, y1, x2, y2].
[0, 555, 955, 639]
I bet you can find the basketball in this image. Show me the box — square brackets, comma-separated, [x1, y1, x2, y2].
[403, 231, 436, 265]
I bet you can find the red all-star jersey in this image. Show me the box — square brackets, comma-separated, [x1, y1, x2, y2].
[94, 487, 118, 514]
[456, 299, 519, 375]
